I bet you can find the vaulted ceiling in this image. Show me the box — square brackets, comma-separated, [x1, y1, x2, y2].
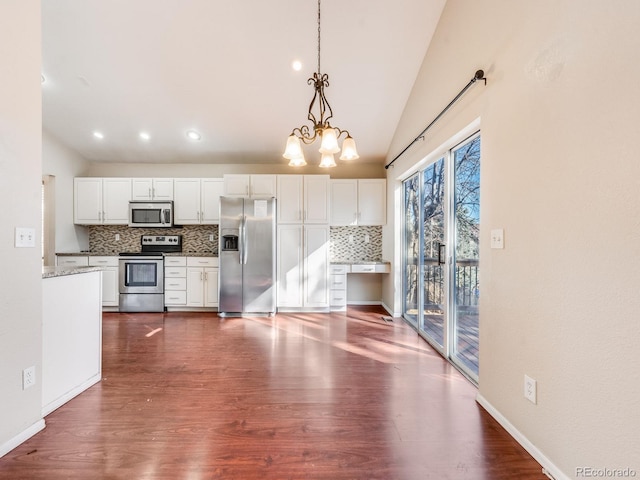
[42, 0, 446, 166]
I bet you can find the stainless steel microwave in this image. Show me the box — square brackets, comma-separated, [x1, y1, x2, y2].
[128, 201, 173, 228]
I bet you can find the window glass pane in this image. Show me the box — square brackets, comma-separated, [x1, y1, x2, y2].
[403, 174, 420, 325]
[453, 135, 481, 376]
[420, 158, 445, 347]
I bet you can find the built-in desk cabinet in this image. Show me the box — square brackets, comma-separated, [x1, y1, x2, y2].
[329, 264, 349, 311]
[329, 263, 391, 312]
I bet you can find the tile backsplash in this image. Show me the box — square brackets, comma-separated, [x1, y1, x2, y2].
[330, 226, 382, 261]
[88, 224, 381, 260]
[88, 225, 218, 254]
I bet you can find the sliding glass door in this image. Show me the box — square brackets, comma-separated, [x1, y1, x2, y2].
[420, 158, 446, 349]
[403, 175, 420, 328]
[402, 133, 480, 381]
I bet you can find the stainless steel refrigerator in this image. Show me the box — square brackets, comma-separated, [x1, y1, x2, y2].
[218, 196, 276, 316]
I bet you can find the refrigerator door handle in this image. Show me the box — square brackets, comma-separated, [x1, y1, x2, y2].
[242, 215, 249, 264]
[239, 215, 244, 264]
[240, 215, 248, 265]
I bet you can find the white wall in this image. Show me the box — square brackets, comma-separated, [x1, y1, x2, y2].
[0, 0, 45, 455]
[42, 129, 90, 253]
[384, 0, 640, 477]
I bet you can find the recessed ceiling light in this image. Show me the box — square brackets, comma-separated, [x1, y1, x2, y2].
[186, 130, 201, 141]
[93, 131, 104, 139]
[292, 60, 303, 71]
[139, 132, 151, 141]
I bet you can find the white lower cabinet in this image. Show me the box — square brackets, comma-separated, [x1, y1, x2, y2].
[164, 257, 187, 306]
[277, 224, 329, 310]
[56, 255, 118, 307]
[186, 257, 219, 307]
[329, 264, 349, 312]
[89, 256, 119, 307]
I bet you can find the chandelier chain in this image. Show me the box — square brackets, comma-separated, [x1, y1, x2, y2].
[317, 0, 321, 74]
[283, 0, 359, 165]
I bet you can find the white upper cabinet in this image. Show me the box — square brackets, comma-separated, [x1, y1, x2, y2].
[276, 175, 330, 224]
[357, 179, 386, 225]
[74, 177, 131, 225]
[276, 175, 304, 223]
[330, 179, 386, 226]
[329, 180, 358, 225]
[173, 178, 201, 224]
[131, 178, 174, 201]
[303, 175, 331, 224]
[201, 178, 225, 224]
[174, 178, 223, 225]
[223, 174, 277, 198]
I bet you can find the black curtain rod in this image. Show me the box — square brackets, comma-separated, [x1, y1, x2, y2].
[384, 69, 487, 170]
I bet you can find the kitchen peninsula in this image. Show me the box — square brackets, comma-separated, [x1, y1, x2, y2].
[42, 266, 103, 416]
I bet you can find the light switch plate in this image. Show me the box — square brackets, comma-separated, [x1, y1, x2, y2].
[15, 227, 36, 248]
[490, 229, 504, 249]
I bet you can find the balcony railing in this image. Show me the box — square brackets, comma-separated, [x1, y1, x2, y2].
[422, 257, 479, 309]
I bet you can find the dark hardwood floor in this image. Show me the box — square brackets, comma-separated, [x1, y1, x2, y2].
[0, 307, 544, 479]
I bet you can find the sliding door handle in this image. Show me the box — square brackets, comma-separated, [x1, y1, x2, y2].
[437, 242, 446, 265]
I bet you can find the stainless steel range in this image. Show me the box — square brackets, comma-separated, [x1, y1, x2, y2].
[118, 235, 182, 312]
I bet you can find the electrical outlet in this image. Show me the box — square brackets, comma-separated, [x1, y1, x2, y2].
[364, 234, 370, 243]
[209, 234, 214, 242]
[23, 366, 36, 390]
[349, 235, 354, 244]
[524, 374, 537, 404]
[115, 233, 120, 241]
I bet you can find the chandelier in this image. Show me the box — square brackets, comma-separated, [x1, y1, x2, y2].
[283, 0, 359, 168]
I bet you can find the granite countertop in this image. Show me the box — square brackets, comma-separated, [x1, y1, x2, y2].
[56, 251, 118, 256]
[43, 266, 104, 279]
[165, 252, 218, 257]
[330, 260, 390, 265]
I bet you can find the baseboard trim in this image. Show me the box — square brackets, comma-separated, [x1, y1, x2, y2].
[42, 373, 101, 417]
[0, 418, 46, 458]
[380, 301, 400, 317]
[475, 394, 569, 480]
